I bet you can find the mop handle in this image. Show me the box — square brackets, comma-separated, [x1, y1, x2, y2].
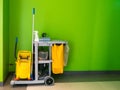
[32, 8, 35, 53]
[14, 37, 18, 60]
[31, 8, 35, 78]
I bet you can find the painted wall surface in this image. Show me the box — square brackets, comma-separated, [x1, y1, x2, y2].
[0, 0, 3, 82]
[9, 0, 120, 71]
[3, 0, 9, 81]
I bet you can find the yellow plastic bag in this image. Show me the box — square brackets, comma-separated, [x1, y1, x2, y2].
[52, 44, 64, 74]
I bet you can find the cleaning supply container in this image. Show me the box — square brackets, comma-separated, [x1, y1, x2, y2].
[33, 31, 39, 42]
[15, 51, 31, 80]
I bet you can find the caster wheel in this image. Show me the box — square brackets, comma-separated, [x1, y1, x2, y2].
[44, 76, 54, 86]
[10, 80, 15, 87]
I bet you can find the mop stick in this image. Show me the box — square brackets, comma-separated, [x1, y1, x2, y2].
[31, 8, 35, 79]
[32, 8, 35, 54]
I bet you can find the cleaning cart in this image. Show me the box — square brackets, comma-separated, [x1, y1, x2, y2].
[10, 40, 67, 86]
[10, 8, 68, 86]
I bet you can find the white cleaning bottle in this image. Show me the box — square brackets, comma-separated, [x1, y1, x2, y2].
[34, 31, 39, 42]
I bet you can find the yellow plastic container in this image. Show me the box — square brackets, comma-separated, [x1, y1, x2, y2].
[15, 51, 31, 80]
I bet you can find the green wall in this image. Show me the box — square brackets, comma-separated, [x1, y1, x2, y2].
[0, 0, 9, 83]
[0, 0, 3, 82]
[3, 0, 9, 81]
[9, 0, 120, 71]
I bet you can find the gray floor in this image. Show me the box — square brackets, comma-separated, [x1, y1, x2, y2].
[0, 74, 27, 90]
[0, 73, 120, 90]
[27, 81, 120, 90]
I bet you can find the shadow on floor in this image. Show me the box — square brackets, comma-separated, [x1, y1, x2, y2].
[0, 74, 27, 90]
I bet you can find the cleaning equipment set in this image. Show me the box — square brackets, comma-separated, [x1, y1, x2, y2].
[10, 8, 69, 86]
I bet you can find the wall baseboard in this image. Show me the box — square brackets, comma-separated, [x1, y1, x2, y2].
[0, 72, 10, 87]
[53, 70, 120, 77]
[62, 71, 120, 76]
[0, 82, 3, 86]
[53, 71, 120, 82]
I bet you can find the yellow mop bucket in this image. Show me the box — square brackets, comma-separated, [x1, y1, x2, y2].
[52, 44, 64, 74]
[15, 51, 31, 80]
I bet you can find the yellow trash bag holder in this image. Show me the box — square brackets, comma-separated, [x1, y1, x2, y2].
[15, 50, 31, 80]
[52, 44, 64, 74]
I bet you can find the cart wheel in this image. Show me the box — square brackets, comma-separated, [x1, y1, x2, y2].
[44, 76, 54, 86]
[10, 80, 14, 87]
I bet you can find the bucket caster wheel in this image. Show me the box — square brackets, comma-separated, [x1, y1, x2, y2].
[10, 80, 15, 87]
[44, 76, 54, 86]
